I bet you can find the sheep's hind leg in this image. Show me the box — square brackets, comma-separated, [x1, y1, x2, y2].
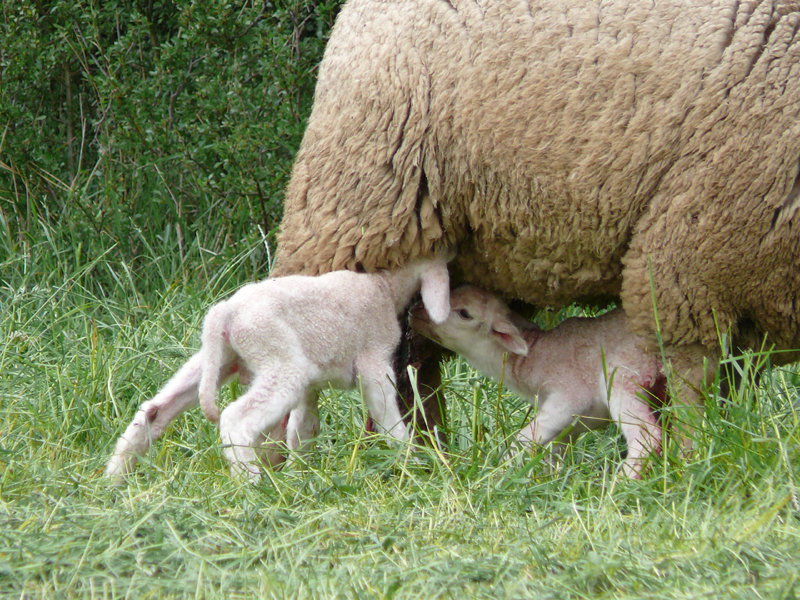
[662, 343, 718, 455]
[219, 380, 304, 482]
[284, 392, 320, 460]
[392, 316, 448, 445]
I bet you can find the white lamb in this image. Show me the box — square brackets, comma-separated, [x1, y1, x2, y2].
[410, 285, 667, 478]
[106, 256, 451, 482]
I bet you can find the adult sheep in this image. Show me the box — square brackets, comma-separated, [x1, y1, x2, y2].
[272, 0, 800, 432]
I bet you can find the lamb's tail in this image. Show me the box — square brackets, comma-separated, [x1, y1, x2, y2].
[198, 303, 230, 423]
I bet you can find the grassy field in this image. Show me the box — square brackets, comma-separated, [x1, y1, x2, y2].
[2, 225, 800, 599]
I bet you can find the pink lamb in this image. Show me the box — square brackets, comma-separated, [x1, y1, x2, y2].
[411, 285, 667, 478]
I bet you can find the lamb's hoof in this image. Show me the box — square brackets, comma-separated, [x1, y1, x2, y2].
[105, 456, 132, 485]
[621, 459, 646, 480]
[229, 462, 263, 484]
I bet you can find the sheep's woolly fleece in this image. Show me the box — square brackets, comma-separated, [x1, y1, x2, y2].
[274, 0, 800, 360]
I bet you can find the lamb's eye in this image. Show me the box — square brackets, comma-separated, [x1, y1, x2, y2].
[456, 309, 472, 320]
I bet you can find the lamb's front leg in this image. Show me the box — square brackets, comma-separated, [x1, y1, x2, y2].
[515, 392, 606, 460]
[608, 383, 662, 479]
[356, 356, 409, 443]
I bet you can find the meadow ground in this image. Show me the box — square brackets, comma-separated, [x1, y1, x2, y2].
[2, 229, 799, 599]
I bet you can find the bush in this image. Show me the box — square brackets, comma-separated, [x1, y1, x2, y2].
[0, 0, 343, 286]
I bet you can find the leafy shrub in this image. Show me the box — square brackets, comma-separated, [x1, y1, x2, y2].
[0, 0, 343, 286]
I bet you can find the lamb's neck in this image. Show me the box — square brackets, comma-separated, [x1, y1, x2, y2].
[476, 327, 542, 395]
[519, 327, 542, 348]
[380, 266, 423, 313]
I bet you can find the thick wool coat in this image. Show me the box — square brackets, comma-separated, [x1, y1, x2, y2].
[274, 0, 800, 360]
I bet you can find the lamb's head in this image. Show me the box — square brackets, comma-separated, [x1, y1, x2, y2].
[409, 285, 529, 358]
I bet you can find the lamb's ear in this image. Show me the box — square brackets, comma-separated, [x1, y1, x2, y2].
[419, 261, 451, 324]
[490, 317, 529, 356]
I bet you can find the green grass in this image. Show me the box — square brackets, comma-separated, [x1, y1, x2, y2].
[2, 228, 800, 599]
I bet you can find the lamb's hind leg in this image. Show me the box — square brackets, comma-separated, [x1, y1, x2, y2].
[284, 391, 320, 457]
[105, 352, 240, 482]
[256, 392, 320, 468]
[219, 378, 305, 482]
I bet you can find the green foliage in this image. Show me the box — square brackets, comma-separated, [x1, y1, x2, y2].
[1, 0, 343, 288]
